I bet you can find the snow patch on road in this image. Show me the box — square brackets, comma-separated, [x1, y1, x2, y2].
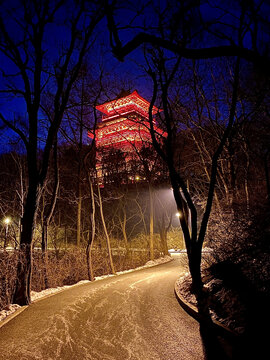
[0, 255, 172, 323]
[31, 280, 91, 302]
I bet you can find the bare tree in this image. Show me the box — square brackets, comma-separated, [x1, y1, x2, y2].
[144, 54, 240, 298]
[106, 0, 270, 71]
[60, 65, 99, 247]
[105, 0, 269, 300]
[0, 0, 106, 305]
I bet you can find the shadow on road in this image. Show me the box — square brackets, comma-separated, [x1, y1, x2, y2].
[199, 322, 233, 360]
[195, 292, 235, 360]
[199, 313, 269, 360]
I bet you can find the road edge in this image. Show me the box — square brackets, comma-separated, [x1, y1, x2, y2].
[0, 306, 28, 329]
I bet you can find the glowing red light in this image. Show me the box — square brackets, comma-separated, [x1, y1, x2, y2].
[88, 90, 166, 151]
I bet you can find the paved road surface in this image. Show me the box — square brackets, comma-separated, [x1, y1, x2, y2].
[0, 257, 204, 360]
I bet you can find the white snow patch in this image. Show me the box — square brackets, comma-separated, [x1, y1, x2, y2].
[0, 304, 21, 322]
[1, 256, 172, 323]
[31, 280, 91, 301]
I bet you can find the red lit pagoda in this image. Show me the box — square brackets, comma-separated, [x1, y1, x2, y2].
[88, 90, 166, 182]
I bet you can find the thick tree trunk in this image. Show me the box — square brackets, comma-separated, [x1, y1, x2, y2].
[13, 244, 32, 305]
[188, 244, 203, 293]
[159, 228, 169, 256]
[163, 236, 169, 255]
[158, 214, 170, 256]
[170, 172, 203, 294]
[12, 182, 39, 305]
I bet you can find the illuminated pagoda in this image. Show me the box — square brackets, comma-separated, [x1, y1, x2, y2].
[88, 90, 166, 183]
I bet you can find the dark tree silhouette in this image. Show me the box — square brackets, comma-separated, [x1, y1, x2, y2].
[0, 0, 106, 305]
[104, 0, 267, 296]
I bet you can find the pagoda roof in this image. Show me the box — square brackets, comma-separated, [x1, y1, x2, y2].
[96, 90, 159, 117]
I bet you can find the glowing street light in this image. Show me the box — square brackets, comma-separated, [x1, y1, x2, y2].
[175, 211, 182, 219]
[4, 217, 11, 226]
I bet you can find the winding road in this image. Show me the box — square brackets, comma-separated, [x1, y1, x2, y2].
[0, 256, 204, 360]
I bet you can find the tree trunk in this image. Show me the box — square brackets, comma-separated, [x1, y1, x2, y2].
[97, 185, 115, 274]
[41, 222, 49, 289]
[219, 159, 231, 205]
[86, 176, 95, 281]
[86, 229, 94, 281]
[149, 184, 154, 260]
[228, 140, 237, 211]
[243, 142, 250, 212]
[77, 182, 82, 247]
[191, 132, 221, 211]
[12, 182, 39, 305]
[41, 142, 59, 289]
[158, 214, 170, 256]
[188, 244, 203, 293]
[77, 79, 84, 248]
[264, 151, 270, 205]
[159, 228, 168, 256]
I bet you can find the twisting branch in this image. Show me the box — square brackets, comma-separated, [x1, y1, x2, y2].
[0, 113, 29, 150]
[105, 3, 270, 72]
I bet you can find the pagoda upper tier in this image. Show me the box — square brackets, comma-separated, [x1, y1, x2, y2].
[88, 90, 166, 150]
[96, 90, 159, 122]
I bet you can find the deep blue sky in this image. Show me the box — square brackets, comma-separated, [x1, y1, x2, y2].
[1, 0, 266, 152]
[0, 0, 159, 152]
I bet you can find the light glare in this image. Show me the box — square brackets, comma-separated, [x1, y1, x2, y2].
[4, 217, 11, 225]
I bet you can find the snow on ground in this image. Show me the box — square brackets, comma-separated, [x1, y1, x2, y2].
[175, 272, 245, 334]
[0, 255, 172, 324]
[0, 304, 21, 322]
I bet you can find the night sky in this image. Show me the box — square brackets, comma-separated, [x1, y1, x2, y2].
[1, 0, 268, 151]
[0, 1, 158, 152]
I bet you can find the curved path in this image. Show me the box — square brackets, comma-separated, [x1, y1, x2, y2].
[0, 257, 204, 360]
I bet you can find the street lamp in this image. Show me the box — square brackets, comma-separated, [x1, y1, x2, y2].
[4, 217, 11, 226]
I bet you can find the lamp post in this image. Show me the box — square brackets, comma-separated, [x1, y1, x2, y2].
[4, 217, 11, 248]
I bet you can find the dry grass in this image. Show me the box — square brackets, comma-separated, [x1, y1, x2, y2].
[0, 246, 164, 310]
[0, 251, 18, 310]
